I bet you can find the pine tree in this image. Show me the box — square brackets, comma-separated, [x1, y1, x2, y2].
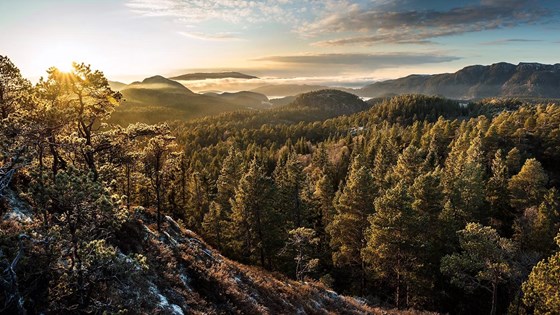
[185, 170, 209, 232]
[441, 223, 516, 315]
[310, 171, 336, 269]
[508, 158, 548, 212]
[442, 136, 486, 228]
[522, 232, 560, 315]
[513, 188, 559, 255]
[284, 227, 320, 281]
[313, 172, 336, 233]
[202, 201, 225, 250]
[143, 133, 176, 231]
[327, 154, 375, 292]
[36, 64, 121, 180]
[230, 158, 278, 267]
[390, 144, 424, 186]
[486, 149, 511, 231]
[274, 152, 307, 228]
[506, 147, 523, 176]
[363, 182, 420, 309]
[216, 147, 244, 212]
[408, 169, 445, 305]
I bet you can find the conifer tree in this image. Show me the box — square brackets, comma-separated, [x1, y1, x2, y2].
[363, 182, 420, 308]
[202, 201, 225, 250]
[185, 170, 209, 231]
[143, 133, 176, 231]
[408, 169, 445, 304]
[441, 223, 516, 315]
[274, 152, 307, 228]
[442, 136, 486, 228]
[390, 145, 424, 186]
[513, 188, 559, 255]
[231, 158, 278, 267]
[327, 154, 374, 292]
[486, 149, 511, 230]
[508, 158, 548, 212]
[506, 147, 523, 176]
[522, 232, 560, 315]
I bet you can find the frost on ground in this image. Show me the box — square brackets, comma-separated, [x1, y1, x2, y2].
[149, 284, 184, 315]
[2, 189, 32, 223]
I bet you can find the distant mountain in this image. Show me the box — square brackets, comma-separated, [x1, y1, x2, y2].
[358, 62, 560, 99]
[251, 84, 332, 97]
[288, 89, 369, 115]
[108, 80, 127, 91]
[269, 95, 297, 107]
[111, 75, 270, 125]
[169, 72, 258, 81]
[205, 91, 271, 108]
[127, 75, 196, 93]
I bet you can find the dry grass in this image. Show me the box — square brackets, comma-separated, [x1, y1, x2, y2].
[114, 211, 437, 315]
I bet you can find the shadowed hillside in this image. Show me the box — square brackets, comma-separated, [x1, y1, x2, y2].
[111, 76, 271, 124]
[1, 191, 431, 315]
[358, 62, 560, 99]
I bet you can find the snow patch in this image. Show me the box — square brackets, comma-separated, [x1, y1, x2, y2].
[170, 304, 184, 315]
[163, 231, 178, 246]
[149, 284, 184, 315]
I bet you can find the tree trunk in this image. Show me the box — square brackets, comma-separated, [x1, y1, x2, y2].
[126, 163, 131, 210]
[490, 282, 498, 315]
[396, 271, 401, 309]
[156, 156, 162, 232]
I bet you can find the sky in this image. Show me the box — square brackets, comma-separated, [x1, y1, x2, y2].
[1, 0, 559, 87]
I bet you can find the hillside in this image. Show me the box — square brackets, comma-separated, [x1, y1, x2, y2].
[170, 72, 258, 81]
[358, 62, 560, 99]
[108, 80, 127, 91]
[2, 193, 424, 314]
[288, 89, 369, 114]
[251, 84, 332, 97]
[111, 76, 271, 124]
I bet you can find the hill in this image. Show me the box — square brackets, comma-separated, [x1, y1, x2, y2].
[170, 72, 258, 81]
[358, 62, 560, 99]
[1, 190, 432, 315]
[108, 80, 127, 91]
[204, 91, 271, 108]
[111, 76, 271, 124]
[288, 89, 369, 114]
[251, 84, 332, 97]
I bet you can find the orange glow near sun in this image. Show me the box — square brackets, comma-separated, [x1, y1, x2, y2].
[31, 41, 88, 74]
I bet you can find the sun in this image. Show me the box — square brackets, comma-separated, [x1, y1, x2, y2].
[32, 41, 87, 74]
[55, 61, 74, 73]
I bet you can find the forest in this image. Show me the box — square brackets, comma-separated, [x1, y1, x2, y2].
[1, 55, 559, 314]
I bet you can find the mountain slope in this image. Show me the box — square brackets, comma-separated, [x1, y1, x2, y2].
[108, 80, 127, 91]
[111, 76, 271, 124]
[170, 72, 258, 80]
[0, 191, 427, 314]
[112, 213, 408, 314]
[359, 62, 560, 99]
[288, 89, 369, 114]
[251, 84, 332, 97]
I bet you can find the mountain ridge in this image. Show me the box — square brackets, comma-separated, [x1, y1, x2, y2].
[170, 72, 258, 81]
[358, 62, 560, 99]
[111, 75, 271, 124]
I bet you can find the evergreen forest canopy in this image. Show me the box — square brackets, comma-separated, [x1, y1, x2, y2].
[1, 55, 560, 314]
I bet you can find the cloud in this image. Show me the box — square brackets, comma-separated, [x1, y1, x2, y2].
[177, 31, 243, 41]
[480, 38, 545, 45]
[301, 0, 554, 46]
[125, 0, 337, 41]
[125, 0, 330, 24]
[126, 0, 557, 46]
[253, 52, 461, 67]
